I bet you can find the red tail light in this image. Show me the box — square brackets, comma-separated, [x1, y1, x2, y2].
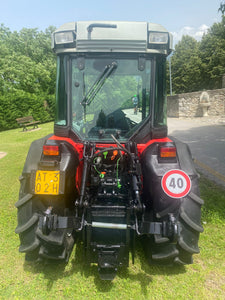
[160, 146, 176, 158]
[43, 145, 59, 156]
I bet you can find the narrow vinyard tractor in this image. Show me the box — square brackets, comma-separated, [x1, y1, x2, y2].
[15, 21, 204, 280]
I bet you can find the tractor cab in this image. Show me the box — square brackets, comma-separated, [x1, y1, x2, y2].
[52, 21, 173, 143]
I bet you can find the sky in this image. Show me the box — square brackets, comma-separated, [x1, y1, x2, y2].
[0, 0, 222, 44]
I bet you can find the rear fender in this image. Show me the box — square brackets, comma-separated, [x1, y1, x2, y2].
[141, 137, 199, 215]
[21, 134, 80, 206]
[22, 134, 53, 174]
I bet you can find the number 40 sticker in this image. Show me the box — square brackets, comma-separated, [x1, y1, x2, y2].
[161, 169, 191, 198]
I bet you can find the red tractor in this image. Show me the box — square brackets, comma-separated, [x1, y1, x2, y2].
[15, 22, 204, 280]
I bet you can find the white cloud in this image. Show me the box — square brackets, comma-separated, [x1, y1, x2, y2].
[172, 24, 209, 45]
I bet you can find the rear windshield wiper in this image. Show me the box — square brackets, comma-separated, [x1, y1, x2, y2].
[81, 61, 117, 106]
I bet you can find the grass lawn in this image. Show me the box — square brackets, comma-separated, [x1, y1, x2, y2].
[0, 122, 225, 299]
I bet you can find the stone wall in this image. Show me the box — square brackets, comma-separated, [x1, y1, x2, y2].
[167, 88, 225, 118]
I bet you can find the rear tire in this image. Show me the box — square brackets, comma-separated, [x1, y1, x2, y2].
[15, 175, 74, 263]
[149, 192, 204, 265]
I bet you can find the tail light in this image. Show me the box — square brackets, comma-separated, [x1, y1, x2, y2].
[159, 143, 177, 161]
[160, 146, 176, 158]
[43, 145, 60, 156]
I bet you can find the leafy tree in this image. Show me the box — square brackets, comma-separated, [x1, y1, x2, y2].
[0, 25, 56, 131]
[168, 2, 225, 94]
[199, 15, 225, 89]
[170, 36, 202, 94]
[219, 1, 225, 14]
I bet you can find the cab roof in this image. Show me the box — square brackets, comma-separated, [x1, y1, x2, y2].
[52, 21, 173, 55]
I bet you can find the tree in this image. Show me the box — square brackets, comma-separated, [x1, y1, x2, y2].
[199, 15, 225, 89]
[219, 1, 225, 15]
[0, 25, 56, 131]
[168, 1, 225, 94]
[170, 36, 202, 94]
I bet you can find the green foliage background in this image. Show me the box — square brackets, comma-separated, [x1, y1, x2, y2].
[1, 3, 225, 130]
[0, 25, 56, 131]
[168, 5, 225, 94]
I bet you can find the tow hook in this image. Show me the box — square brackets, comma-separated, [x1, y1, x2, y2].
[163, 214, 178, 243]
[41, 206, 57, 235]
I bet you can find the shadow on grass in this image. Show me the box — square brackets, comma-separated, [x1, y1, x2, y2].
[23, 238, 185, 296]
[23, 259, 73, 291]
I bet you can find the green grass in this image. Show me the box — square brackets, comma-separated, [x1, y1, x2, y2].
[0, 123, 225, 299]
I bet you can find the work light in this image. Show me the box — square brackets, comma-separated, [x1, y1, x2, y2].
[149, 32, 169, 44]
[54, 31, 75, 45]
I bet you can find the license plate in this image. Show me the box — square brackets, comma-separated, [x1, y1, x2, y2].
[35, 170, 60, 195]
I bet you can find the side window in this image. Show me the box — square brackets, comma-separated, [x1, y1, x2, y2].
[154, 57, 167, 127]
[72, 61, 84, 122]
[55, 56, 67, 126]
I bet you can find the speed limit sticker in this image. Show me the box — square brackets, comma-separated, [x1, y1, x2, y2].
[161, 169, 191, 198]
